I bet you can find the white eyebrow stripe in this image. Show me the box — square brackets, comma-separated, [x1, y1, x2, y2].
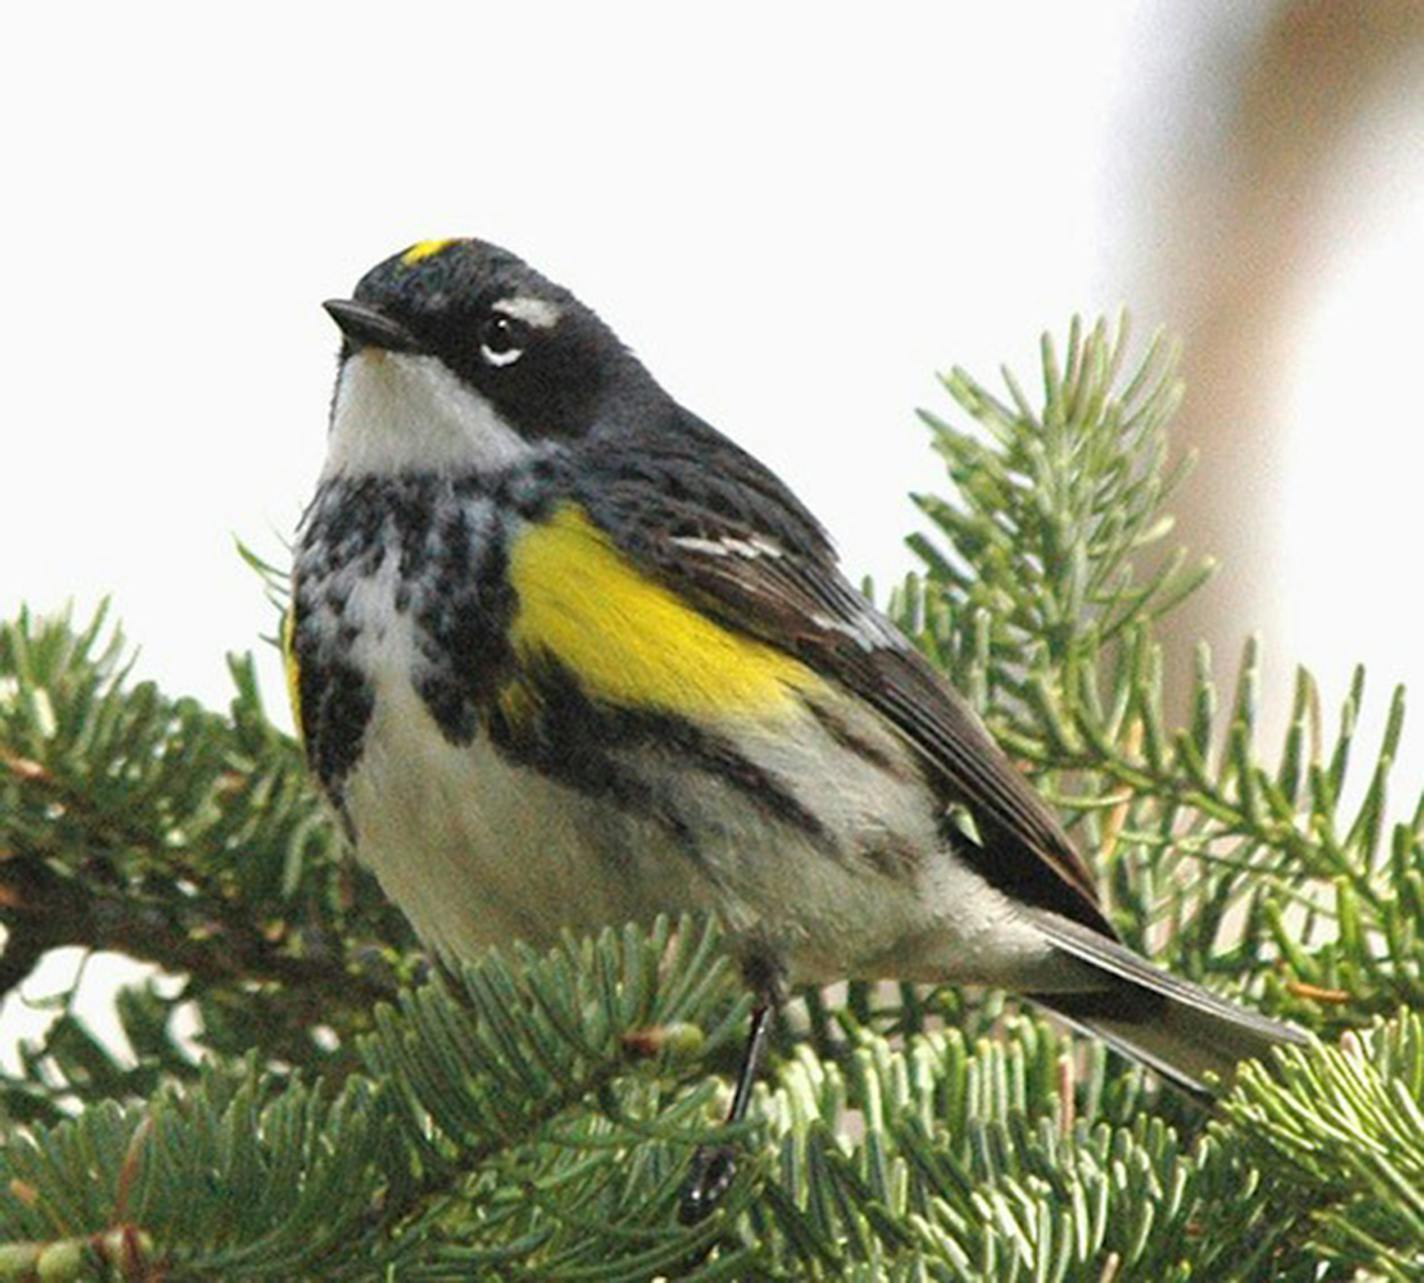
[492, 296, 563, 329]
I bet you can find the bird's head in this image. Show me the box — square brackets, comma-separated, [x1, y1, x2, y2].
[322, 238, 646, 475]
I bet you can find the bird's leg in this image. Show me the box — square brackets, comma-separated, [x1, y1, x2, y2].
[724, 1001, 772, 1124]
[679, 953, 783, 1223]
[678, 1003, 772, 1223]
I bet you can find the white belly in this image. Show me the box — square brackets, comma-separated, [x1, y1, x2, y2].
[337, 554, 1062, 984]
[345, 671, 716, 961]
[345, 677, 1060, 991]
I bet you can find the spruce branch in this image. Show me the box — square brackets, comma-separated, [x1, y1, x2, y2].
[890, 315, 1424, 1027]
[0, 918, 756, 1281]
[0, 607, 415, 1117]
[2, 314, 1420, 1277]
[1222, 1011, 1424, 1280]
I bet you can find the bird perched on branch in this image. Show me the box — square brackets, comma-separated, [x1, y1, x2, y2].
[287, 237, 1303, 1219]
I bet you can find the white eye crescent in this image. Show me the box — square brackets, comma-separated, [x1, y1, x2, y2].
[479, 315, 527, 367]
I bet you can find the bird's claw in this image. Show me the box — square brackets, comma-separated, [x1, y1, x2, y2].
[678, 1143, 739, 1224]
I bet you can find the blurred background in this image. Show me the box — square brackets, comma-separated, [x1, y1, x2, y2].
[3, 1, 1422, 1058]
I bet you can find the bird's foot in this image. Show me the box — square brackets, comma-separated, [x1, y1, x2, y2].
[678, 1143, 739, 1224]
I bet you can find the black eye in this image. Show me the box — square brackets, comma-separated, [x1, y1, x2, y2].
[478, 315, 529, 367]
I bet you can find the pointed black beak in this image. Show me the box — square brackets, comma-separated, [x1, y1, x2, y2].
[322, 298, 422, 353]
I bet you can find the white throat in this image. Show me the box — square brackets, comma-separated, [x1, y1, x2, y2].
[324, 350, 532, 477]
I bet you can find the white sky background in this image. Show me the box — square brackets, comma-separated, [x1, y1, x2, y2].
[2, 4, 1421, 1061]
[2, 2, 1208, 715]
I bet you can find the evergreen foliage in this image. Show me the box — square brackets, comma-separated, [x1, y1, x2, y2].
[0, 316, 1419, 1279]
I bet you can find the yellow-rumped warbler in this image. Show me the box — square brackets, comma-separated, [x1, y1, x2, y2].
[288, 237, 1303, 1217]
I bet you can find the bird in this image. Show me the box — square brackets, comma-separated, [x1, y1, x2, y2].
[287, 237, 1304, 1219]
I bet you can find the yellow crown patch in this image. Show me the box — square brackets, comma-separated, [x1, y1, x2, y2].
[401, 238, 459, 266]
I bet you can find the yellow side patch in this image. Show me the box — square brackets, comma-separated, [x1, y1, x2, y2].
[281, 607, 304, 743]
[401, 238, 459, 266]
[506, 505, 818, 720]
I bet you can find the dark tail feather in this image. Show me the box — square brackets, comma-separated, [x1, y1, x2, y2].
[1029, 911, 1308, 1098]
